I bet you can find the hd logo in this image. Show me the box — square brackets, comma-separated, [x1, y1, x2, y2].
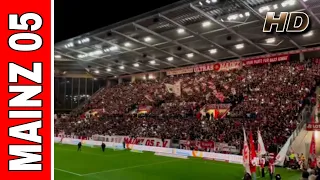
[263, 12, 310, 33]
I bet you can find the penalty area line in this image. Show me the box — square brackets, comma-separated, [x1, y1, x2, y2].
[54, 168, 83, 176]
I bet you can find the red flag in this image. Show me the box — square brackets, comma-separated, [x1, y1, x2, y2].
[249, 131, 257, 173]
[310, 131, 316, 167]
[310, 131, 316, 154]
[249, 131, 257, 160]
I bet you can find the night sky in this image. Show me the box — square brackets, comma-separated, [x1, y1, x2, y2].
[54, 0, 180, 43]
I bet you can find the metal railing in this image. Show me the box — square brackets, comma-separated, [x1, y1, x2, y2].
[287, 105, 314, 150]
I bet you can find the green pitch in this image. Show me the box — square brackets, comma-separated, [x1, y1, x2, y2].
[54, 144, 300, 180]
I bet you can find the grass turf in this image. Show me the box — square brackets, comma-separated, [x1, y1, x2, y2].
[54, 144, 300, 180]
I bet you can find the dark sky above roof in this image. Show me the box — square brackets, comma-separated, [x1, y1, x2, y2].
[54, 0, 180, 43]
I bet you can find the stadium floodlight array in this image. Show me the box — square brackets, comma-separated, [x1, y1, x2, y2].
[281, 0, 295, 7]
[167, 57, 174, 61]
[104, 46, 118, 52]
[186, 53, 194, 58]
[149, 60, 156, 64]
[64, 42, 74, 48]
[77, 37, 90, 44]
[258, 0, 295, 14]
[303, 31, 314, 37]
[235, 43, 244, 49]
[77, 46, 120, 59]
[144, 37, 152, 42]
[77, 50, 103, 58]
[223, 12, 250, 22]
[265, 38, 276, 44]
[124, 42, 131, 47]
[201, 21, 211, 27]
[209, 49, 217, 54]
[177, 28, 185, 34]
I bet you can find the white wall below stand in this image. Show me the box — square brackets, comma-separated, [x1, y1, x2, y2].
[291, 125, 312, 155]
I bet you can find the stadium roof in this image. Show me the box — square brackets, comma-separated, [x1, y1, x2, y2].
[54, 0, 320, 78]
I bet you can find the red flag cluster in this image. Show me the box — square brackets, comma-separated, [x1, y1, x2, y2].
[243, 129, 267, 175]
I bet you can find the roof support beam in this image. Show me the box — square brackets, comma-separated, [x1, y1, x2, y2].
[94, 36, 179, 68]
[58, 19, 259, 61]
[54, 50, 118, 76]
[80, 44, 152, 73]
[190, 3, 269, 54]
[132, 22, 218, 62]
[56, 48, 131, 75]
[90, 20, 259, 59]
[91, 36, 160, 71]
[111, 30, 196, 65]
[237, 0, 302, 49]
[158, 13, 241, 58]
[298, 0, 320, 25]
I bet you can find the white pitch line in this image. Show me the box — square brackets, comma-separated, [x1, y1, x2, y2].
[54, 168, 82, 176]
[82, 159, 181, 176]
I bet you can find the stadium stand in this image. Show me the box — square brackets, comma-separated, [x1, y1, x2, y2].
[55, 57, 320, 154]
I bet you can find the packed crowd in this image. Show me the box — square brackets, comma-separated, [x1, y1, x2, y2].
[55, 58, 320, 152]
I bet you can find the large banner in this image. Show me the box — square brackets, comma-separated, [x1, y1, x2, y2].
[167, 61, 242, 75]
[212, 61, 242, 71]
[179, 140, 239, 154]
[200, 141, 215, 149]
[306, 123, 320, 131]
[193, 64, 215, 73]
[123, 137, 171, 148]
[56, 134, 90, 140]
[215, 143, 239, 154]
[166, 54, 291, 76]
[167, 67, 193, 76]
[242, 55, 289, 66]
[92, 135, 171, 147]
